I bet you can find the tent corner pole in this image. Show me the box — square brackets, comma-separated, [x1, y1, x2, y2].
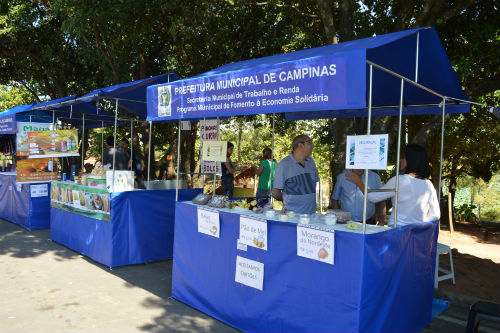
[175, 120, 181, 201]
[112, 99, 118, 193]
[147, 120, 152, 183]
[130, 119, 133, 171]
[438, 97, 446, 229]
[81, 112, 85, 173]
[394, 78, 405, 228]
[362, 65, 374, 234]
[271, 113, 275, 206]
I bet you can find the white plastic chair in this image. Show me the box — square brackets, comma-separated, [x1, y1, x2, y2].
[434, 243, 456, 288]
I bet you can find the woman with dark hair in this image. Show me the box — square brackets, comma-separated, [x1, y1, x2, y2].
[221, 142, 235, 197]
[345, 143, 440, 226]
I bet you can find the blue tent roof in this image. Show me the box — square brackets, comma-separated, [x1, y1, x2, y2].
[147, 26, 469, 121]
[77, 73, 179, 118]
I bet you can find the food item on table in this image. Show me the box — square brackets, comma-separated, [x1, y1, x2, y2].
[192, 193, 212, 205]
[318, 248, 328, 259]
[207, 195, 229, 208]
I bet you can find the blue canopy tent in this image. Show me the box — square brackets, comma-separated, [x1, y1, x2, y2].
[144, 27, 470, 333]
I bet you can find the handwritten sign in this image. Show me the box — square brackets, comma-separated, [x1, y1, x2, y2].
[200, 119, 221, 174]
[239, 216, 267, 250]
[235, 256, 264, 291]
[345, 134, 388, 170]
[297, 225, 334, 265]
[197, 207, 220, 238]
[202, 140, 227, 162]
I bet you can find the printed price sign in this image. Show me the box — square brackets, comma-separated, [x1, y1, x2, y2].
[30, 184, 49, 197]
[239, 216, 268, 250]
[297, 225, 335, 265]
[197, 207, 220, 238]
[235, 256, 264, 291]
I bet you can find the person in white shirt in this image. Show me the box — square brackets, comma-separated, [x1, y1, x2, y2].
[345, 144, 440, 227]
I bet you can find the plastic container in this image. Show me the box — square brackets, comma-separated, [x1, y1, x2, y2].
[324, 213, 337, 226]
[299, 214, 310, 224]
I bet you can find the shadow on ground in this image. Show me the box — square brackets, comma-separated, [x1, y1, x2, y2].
[0, 219, 79, 261]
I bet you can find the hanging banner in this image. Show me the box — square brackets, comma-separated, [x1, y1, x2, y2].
[297, 225, 335, 265]
[0, 115, 16, 134]
[148, 52, 365, 120]
[28, 129, 79, 158]
[51, 181, 111, 221]
[16, 158, 57, 183]
[345, 134, 389, 170]
[200, 119, 221, 174]
[16, 122, 55, 156]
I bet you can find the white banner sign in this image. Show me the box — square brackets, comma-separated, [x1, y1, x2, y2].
[297, 226, 335, 265]
[200, 119, 221, 174]
[30, 184, 49, 197]
[345, 134, 388, 170]
[235, 256, 264, 291]
[197, 207, 220, 238]
[239, 216, 267, 250]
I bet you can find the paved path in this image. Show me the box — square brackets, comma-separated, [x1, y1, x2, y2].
[1, 219, 498, 333]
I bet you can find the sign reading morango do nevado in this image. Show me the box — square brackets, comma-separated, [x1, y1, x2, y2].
[149, 52, 363, 119]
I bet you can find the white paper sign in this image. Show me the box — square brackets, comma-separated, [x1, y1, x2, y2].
[239, 216, 268, 251]
[197, 207, 220, 238]
[345, 134, 388, 170]
[181, 121, 191, 130]
[16, 183, 22, 192]
[106, 170, 135, 192]
[235, 256, 264, 291]
[200, 119, 221, 174]
[297, 226, 334, 265]
[237, 239, 248, 251]
[30, 184, 48, 197]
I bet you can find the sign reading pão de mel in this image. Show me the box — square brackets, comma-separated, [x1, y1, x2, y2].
[239, 216, 268, 251]
[235, 256, 264, 291]
[345, 134, 388, 170]
[297, 225, 335, 265]
[197, 207, 220, 238]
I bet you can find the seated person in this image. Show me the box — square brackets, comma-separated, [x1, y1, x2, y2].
[330, 169, 386, 225]
[345, 144, 440, 227]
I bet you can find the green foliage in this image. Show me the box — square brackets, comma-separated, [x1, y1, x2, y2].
[454, 203, 477, 222]
[0, 84, 33, 110]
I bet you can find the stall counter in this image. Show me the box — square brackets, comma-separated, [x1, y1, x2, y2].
[0, 172, 51, 230]
[171, 201, 439, 333]
[50, 183, 202, 268]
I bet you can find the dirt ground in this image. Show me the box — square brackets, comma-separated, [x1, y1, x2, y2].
[437, 220, 500, 303]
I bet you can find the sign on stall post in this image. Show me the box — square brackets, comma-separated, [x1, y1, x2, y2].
[235, 256, 264, 291]
[197, 207, 220, 238]
[345, 134, 388, 170]
[202, 141, 227, 162]
[28, 129, 79, 158]
[297, 225, 335, 265]
[200, 119, 221, 174]
[239, 216, 268, 250]
[16, 122, 54, 156]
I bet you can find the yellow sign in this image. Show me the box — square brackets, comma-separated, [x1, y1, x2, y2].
[17, 158, 57, 183]
[28, 129, 79, 158]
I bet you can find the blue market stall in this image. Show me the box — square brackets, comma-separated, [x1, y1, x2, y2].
[0, 103, 52, 230]
[146, 27, 469, 332]
[44, 74, 204, 267]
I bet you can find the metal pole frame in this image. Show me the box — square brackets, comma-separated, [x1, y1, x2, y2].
[148, 120, 152, 183]
[112, 99, 118, 192]
[361, 65, 373, 234]
[175, 119, 181, 201]
[393, 79, 405, 228]
[130, 119, 133, 171]
[81, 112, 85, 173]
[271, 113, 275, 205]
[438, 97, 446, 205]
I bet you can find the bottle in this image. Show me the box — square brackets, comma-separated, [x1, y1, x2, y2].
[57, 170, 62, 181]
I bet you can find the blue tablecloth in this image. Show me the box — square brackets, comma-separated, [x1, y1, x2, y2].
[50, 188, 202, 267]
[0, 173, 51, 230]
[172, 202, 439, 333]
